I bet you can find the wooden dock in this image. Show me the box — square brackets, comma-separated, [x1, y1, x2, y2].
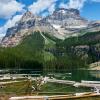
[47, 79, 75, 85]
[74, 82, 100, 88]
[9, 93, 100, 100]
[48, 79, 100, 89]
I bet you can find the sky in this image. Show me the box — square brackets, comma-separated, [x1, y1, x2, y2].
[0, 0, 100, 37]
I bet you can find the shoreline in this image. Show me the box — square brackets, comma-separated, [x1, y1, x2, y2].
[89, 66, 100, 71]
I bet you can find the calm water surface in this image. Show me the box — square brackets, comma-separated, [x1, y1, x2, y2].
[0, 69, 100, 82]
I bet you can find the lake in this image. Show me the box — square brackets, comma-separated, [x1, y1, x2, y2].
[0, 69, 100, 82]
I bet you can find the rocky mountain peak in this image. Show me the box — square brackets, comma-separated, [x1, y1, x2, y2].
[51, 8, 80, 19]
[46, 8, 88, 38]
[20, 11, 34, 22]
[68, 8, 80, 15]
[57, 8, 80, 15]
[1, 8, 100, 47]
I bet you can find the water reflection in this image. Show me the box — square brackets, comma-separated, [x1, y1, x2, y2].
[89, 70, 100, 79]
[0, 69, 100, 81]
[47, 70, 100, 82]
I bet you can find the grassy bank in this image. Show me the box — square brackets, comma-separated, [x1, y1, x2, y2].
[0, 80, 100, 99]
[0, 80, 91, 94]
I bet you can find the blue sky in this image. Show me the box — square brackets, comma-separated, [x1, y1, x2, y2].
[0, 0, 100, 36]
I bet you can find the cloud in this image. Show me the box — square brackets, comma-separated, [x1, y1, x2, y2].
[0, 14, 22, 35]
[0, 0, 88, 37]
[48, 3, 56, 14]
[60, 0, 86, 10]
[0, 0, 25, 19]
[28, 0, 57, 15]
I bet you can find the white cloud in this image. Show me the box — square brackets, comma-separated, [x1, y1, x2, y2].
[48, 3, 56, 14]
[0, 0, 25, 19]
[60, 0, 86, 10]
[0, 14, 22, 36]
[0, 0, 89, 37]
[28, 0, 57, 15]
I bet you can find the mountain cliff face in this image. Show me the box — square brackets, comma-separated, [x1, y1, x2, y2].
[46, 8, 88, 37]
[1, 11, 58, 47]
[1, 8, 100, 47]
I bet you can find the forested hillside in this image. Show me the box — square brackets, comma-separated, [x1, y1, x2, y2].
[0, 31, 100, 73]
